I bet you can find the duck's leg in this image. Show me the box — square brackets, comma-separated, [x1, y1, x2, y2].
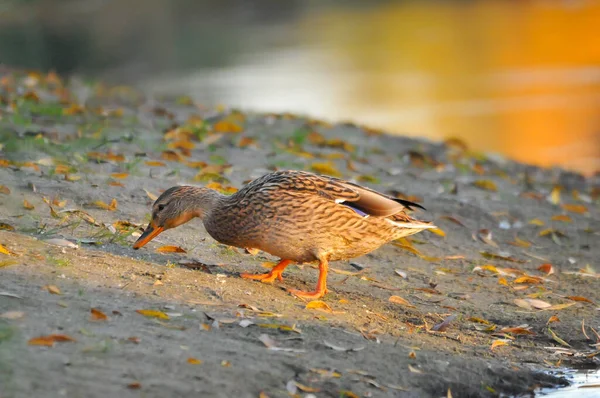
[288, 257, 329, 299]
[240, 259, 291, 283]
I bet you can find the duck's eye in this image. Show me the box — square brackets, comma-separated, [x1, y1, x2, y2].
[157, 204, 166, 212]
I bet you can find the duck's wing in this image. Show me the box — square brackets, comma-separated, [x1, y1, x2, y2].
[246, 170, 423, 218]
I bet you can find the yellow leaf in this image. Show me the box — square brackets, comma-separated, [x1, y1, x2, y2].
[388, 295, 415, 308]
[156, 246, 187, 254]
[490, 339, 509, 350]
[560, 204, 587, 214]
[0, 244, 11, 255]
[473, 180, 498, 192]
[23, 199, 35, 210]
[110, 172, 129, 179]
[498, 277, 508, 286]
[310, 162, 342, 177]
[548, 327, 570, 347]
[514, 276, 543, 284]
[509, 236, 532, 248]
[145, 161, 166, 167]
[428, 228, 446, 237]
[528, 218, 545, 226]
[305, 300, 332, 312]
[136, 309, 169, 320]
[551, 214, 572, 223]
[187, 357, 202, 365]
[541, 302, 577, 311]
[93, 200, 117, 211]
[549, 186, 561, 205]
[213, 120, 243, 133]
[481, 264, 499, 273]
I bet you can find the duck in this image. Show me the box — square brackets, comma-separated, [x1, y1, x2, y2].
[133, 170, 435, 299]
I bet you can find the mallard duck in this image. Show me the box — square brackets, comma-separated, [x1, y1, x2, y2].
[133, 170, 434, 299]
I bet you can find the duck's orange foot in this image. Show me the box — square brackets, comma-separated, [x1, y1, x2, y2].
[287, 287, 328, 300]
[240, 259, 291, 284]
[240, 271, 283, 283]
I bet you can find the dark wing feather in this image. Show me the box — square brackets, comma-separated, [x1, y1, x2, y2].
[241, 170, 423, 217]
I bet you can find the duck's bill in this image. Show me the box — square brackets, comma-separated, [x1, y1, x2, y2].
[133, 223, 164, 249]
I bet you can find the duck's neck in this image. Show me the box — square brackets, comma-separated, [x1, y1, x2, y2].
[186, 187, 226, 220]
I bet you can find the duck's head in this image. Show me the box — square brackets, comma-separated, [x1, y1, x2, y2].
[133, 185, 221, 249]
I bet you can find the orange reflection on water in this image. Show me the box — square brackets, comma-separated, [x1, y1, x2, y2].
[306, 0, 600, 174]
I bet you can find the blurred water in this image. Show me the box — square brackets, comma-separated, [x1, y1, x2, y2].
[1, 0, 599, 174]
[539, 368, 600, 397]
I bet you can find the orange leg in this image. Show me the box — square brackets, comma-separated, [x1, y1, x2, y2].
[288, 258, 329, 299]
[240, 259, 291, 283]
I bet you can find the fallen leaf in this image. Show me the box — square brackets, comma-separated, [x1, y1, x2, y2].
[408, 364, 423, 374]
[528, 218, 545, 226]
[323, 341, 365, 352]
[156, 245, 187, 254]
[0, 185, 10, 194]
[305, 301, 332, 312]
[514, 276, 544, 285]
[566, 296, 595, 304]
[549, 186, 561, 205]
[498, 327, 535, 335]
[509, 236, 532, 248]
[547, 315, 560, 324]
[473, 180, 498, 192]
[310, 162, 342, 177]
[439, 215, 467, 228]
[490, 339, 509, 350]
[44, 285, 61, 295]
[145, 161, 166, 167]
[480, 251, 525, 263]
[477, 229, 497, 247]
[561, 204, 587, 214]
[187, 357, 202, 365]
[144, 189, 158, 201]
[90, 308, 108, 321]
[0, 223, 15, 232]
[498, 277, 508, 286]
[23, 199, 35, 210]
[28, 334, 76, 346]
[514, 298, 551, 310]
[0, 311, 25, 319]
[213, 120, 243, 133]
[92, 199, 118, 211]
[389, 295, 415, 308]
[538, 264, 555, 275]
[432, 314, 456, 332]
[551, 214, 572, 223]
[548, 327, 570, 347]
[44, 238, 78, 249]
[0, 244, 13, 255]
[542, 302, 577, 311]
[127, 382, 141, 390]
[136, 309, 169, 320]
[110, 172, 129, 179]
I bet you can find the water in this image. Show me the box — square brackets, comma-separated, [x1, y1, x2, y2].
[539, 368, 600, 397]
[1, 0, 599, 174]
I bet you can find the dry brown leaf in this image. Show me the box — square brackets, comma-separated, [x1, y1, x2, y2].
[90, 308, 108, 321]
[93, 199, 117, 211]
[0, 223, 15, 232]
[144, 189, 158, 201]
[187, 357, 202, 365]
[156, 245, 187, 254]
[305, 301, 332, 312]
[498, 327, 535, 335]
[439, 215, 467, 228]
[23, 199, 35, 210]
[28, 334, 76, 346]
[566, 296, 595, 304]
[136, 309, 169, 320]
[561, 204, 587, 214]
[145, 161, 166, 167]
[389, 295, 415, 308]
[537, 263, 555, 275]
[514, 298, 551, 310]
[110, 172, 129, 179]
[0, 185, 11, 195]
[542, 302, 577, 311]
[44, 285, 61, 295]
[547, 315, 560, 324]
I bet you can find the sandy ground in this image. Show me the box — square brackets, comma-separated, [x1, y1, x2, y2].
[0, 70, 599, 397]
